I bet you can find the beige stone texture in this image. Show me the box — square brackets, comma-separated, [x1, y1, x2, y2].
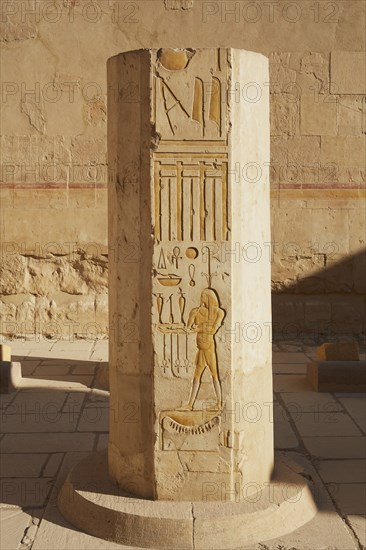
[0, 0, 365, 338]
[57, 450, 317, 550]
[301, 94, 338, 136]
[338, 96, 366, 136]
[321, 136, 366, 168]
[331, 51, 366, 94]
[107, 48, 272, 501]
[0, 509, 34, 550]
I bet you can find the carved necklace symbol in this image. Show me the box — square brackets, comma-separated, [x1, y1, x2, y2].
[188, 264, 196, 287]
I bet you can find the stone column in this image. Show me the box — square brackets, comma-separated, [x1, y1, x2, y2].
[107, 48, 273, 501]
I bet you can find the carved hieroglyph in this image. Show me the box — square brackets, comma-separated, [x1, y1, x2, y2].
[152, 50, 231, 466]
[108, 48, 273, 502]
[164, 0, 194, 10]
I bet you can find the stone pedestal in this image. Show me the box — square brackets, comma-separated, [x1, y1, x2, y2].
[0, 344, 22, 394]
[108, 48, 273, 501]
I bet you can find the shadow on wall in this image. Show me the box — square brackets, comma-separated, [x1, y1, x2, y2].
[272, 248, 366, 339]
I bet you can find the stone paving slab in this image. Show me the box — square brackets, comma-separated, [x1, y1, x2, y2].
[34, 363, 74, 376]
[28, 374, 95, 386]
[327, 482, 366, 515]
[281, 391, 343, 413]
[273, 401, 300, 449]
[43, 454, 64, 478]
[245, 452, 361, 550]
[0, 393, 16, 411]
[273, 362, 307, 374]
[77, 407, 109, 432]
[1, 412, 79, 433]
[0, 478, 53, 508]
[290, 411, 362, 437]
[71, 363, 98, 375]
[0, 454, 48, 478]
[248, 509, 359, 550]
[18, 377, 93, 391]
[302, 435, 366, 459]
[273, 374, 313, 392]
[19, 359, 42, 376]
[338, 396, 366, 433]
[96, 433, 109, 451]
[272, 352, 310, 363]
[1, 433, 96, 454]
[61, 392, 86, 414]
[317, 459, 366, 483]
[3, 390, 68, 414]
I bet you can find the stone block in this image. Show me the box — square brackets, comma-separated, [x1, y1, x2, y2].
[321, 136, 365, 168]
[0, 362, 21, 394]
[338, 96, 365, 136]
[0, 345, 11, 361]
[301, 94, 337, 136]
[316, 342, 359, 361]
[307, 361, 366, 392]
[331, 51, 366, 94]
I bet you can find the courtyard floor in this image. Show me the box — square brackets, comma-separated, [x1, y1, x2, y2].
[0, 338, 365, 550]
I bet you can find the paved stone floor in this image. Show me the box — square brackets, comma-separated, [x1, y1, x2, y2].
[0, 337, 365, 550]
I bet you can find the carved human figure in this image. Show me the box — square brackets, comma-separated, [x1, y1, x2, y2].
[184, 288, 225, 410]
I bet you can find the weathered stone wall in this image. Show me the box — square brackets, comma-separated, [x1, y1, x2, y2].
[0, 0, 365, 339]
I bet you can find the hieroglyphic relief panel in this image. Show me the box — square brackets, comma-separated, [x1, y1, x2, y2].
[154, 48, 228, 141]
[151, 50, 233, 477]
[153, 154, 229, 242]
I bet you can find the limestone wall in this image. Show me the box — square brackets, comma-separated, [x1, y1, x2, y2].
[0, 0, 365, 339]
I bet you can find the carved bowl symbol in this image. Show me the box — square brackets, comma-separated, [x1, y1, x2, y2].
[157, 277, 182, 286]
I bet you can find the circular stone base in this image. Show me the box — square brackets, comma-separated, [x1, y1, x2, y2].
[58, 451, 317, 550]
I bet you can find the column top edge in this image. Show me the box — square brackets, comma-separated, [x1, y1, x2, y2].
[107, 48, 269, 64]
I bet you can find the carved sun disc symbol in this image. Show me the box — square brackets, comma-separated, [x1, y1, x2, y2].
[158, 49, 190, 71]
